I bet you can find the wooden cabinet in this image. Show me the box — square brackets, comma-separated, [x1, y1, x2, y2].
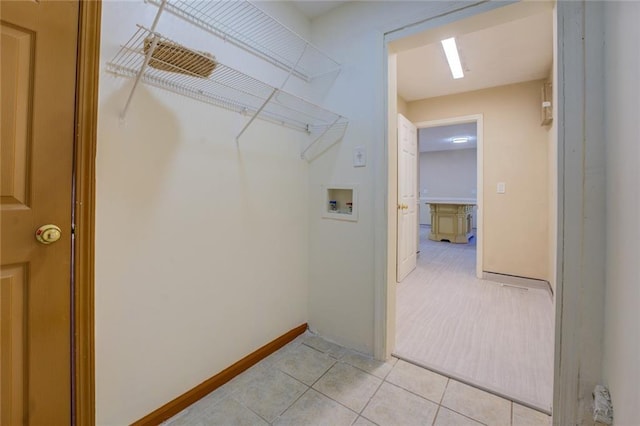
[428, 203, 474, 243]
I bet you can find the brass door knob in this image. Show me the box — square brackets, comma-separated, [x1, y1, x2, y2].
[35, 224, 62, 244]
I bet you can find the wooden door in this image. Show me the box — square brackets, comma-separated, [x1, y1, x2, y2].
[1, 1, 79, 423]
[397, 114, 418, 282]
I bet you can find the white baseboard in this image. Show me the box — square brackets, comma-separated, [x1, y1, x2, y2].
[483, 272, 553, 298]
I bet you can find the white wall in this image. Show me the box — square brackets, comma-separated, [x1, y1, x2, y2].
[96, 2, 311, 424]
[419, 148, 477, 198]
[307, 0, 482, 355]
[603, 2, 640, 424]
[419, 148, 477, 225]
[547, 5, 558, 296]
[397, 95, 409, 116]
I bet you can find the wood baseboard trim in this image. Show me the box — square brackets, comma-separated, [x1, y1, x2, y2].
[131, 323, 308, 426]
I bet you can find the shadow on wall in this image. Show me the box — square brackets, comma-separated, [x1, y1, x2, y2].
[99, 82, 181, 212]
[98, 81, 257, 238]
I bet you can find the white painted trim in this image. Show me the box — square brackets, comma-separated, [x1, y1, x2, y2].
[552, 2, 606, 424]
[414, 115, 480, 127]
[552, 3, 580, 423]
[374, 33, 391, 361]
[414, 115, 483, 279]
[384, 1, 516, 45]
[482, 272, 553, 296]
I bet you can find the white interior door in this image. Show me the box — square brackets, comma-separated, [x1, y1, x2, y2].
[397, 113, 418, 282]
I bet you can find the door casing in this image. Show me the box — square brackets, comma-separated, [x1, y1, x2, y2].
[73, 1, 101, 424]
[379, 2, 599, 425]
[1, 1, 99, 422]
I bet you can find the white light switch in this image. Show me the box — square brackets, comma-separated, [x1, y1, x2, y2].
[353, 145, 366, 167]
[497, 182, 506, 194]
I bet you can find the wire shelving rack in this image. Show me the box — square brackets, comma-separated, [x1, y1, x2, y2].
[106, 1, 347, 158]
[147, 0, 341, 82]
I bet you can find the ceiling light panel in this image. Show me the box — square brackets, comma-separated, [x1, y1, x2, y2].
[441, 37, 464, 79]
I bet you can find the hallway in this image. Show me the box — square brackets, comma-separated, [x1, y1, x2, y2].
[395, 226, 554, 412]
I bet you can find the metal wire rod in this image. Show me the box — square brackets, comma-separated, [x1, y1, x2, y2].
[300, 116, 343, 159]
[235, 89, 278, 142]
[108, 26, 345, 137]
[120, 0, 168, 119]
[235, 43, 308, 142]
[148, 0, 340, 82]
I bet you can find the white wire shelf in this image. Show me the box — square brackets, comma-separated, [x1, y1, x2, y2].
[106, 26, 347, 142]
[147, 0, 341, 81]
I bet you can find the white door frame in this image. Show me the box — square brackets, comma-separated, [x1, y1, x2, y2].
[414, 115, 483, 278]
[377, 2, 601, 425]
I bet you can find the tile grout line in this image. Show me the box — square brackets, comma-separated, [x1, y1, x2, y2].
[430, 378, 450, 426]
[436, 379, 493, 426]
[383, 377, 443, 407]
[302, 358, 364, 421]
[340, 357, 396, 381]
[270, 345, 339, 424]
[223, 379, 274, 424]
[269, 386, 311, 425]
[230, 339, 322, 425]
[298, 339, 396, 421]
[358, 372, 386, 422]
[510, 400, 514, 426]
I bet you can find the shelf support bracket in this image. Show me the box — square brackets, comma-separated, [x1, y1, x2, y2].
[235, 88, 278, 142]
[119, 0, 167, 120]
[300, 116, 342, 160]
[235, 43, 309, 142]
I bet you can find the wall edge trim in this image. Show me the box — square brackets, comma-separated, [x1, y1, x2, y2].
[131, 323, 308, 426]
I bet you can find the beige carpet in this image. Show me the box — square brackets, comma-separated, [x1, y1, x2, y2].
[394, 226, 554, 412]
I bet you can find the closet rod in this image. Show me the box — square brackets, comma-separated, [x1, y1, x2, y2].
[120, 0, 167, 119]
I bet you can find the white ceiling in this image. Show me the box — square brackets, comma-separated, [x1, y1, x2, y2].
[397, 6, 553, 101]
[291, 1, 349, 19]
[288, 2, 553, 103]
[419, 123, 477, 153]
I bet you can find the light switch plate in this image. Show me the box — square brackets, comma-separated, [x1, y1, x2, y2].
[497, 182, 506, 194]
[353, 145, 366, 167]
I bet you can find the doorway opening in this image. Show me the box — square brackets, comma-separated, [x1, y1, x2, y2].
[386, 1, 556, 415]
[416, 117, 482, 277]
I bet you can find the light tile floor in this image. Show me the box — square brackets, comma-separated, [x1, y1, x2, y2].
[165, 331, 550, 426]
